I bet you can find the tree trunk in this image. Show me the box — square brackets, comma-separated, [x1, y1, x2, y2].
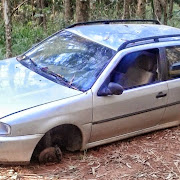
[89, 0, 96, 20]
[2, 0, 12, 58]
[168, 0, 173, 19]
[153, 0, 167, 24]
[151, 0, 155, 19]
[38, 0, 46, 29]
[160, 0, 167, 25]
[41, 0, 46, 29]
[131, 0, 138, 18]
[76, 0, 89, 22]
[123, 0, 131, 19]
[116, 0, 124, 19]
[52, 0, 55, 21]
[64, 0, 73, 24]
[153, 0, 162, 22]
[31, 0, 34, 20]
[136, 0, 146, 19]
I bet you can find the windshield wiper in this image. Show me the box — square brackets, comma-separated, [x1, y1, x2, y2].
[39, 66, 79, 91]
[17, 55, 79, 91]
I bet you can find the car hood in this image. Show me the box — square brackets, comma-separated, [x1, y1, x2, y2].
[0, 57, 83, 119]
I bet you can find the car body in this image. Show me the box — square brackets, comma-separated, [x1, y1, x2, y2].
[0, 20, 180, 164]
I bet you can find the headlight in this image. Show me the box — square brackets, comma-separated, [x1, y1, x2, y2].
[0, 122, 11, 135]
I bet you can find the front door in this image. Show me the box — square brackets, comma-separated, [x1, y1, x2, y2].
[90, 49, 168, 143]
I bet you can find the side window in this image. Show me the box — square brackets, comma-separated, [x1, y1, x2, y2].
[166, 46, 180, 79]
[111, 49, 160, 89]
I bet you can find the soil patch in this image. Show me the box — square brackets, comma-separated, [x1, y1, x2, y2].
[1, 126, 180, 179]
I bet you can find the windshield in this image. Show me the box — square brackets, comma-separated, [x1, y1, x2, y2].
[18, 30, 116, 91]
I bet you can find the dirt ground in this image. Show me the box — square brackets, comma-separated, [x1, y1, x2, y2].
[0, 126, 180, 180]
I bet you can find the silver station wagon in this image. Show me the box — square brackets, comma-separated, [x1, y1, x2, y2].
[0, 20, 180, 164]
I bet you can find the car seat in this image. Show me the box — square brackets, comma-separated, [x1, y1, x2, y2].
[115, 54, 157, 89]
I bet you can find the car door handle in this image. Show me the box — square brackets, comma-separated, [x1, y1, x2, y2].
[156, 92, 167, 98]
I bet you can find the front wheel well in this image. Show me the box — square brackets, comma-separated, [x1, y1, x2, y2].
[31, 124, 83, 162]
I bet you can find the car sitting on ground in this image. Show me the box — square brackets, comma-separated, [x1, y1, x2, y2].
[0, 20, 180, 164]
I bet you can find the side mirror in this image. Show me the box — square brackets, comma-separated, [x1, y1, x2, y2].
[108, 82, 124, 95]
[98, 82, 124, 96]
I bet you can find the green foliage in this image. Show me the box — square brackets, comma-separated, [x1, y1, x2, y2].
[0, 13, 65, 60]
[168, 4, 180, 28]
[0, 1, 180, 60]
[174, 0, 180, 4]
[12, 23, 45, 57]
[0, 23, 6, 60]
[89, 1, 121, 20]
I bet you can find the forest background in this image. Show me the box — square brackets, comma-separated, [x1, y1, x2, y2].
[0, 0, 180, 60]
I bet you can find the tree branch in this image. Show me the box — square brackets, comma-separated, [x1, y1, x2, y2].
[11, 0, 28, 17]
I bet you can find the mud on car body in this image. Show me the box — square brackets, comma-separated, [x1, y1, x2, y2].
[0, 19, 180, 164]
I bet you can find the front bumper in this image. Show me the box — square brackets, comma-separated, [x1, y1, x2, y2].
[0, 134, 43, 164]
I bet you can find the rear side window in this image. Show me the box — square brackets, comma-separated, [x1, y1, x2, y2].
[166, 46, 180, 79]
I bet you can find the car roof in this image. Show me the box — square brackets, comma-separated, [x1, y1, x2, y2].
[66, 24, 180, 51]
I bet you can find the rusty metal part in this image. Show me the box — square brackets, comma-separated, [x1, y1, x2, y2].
[38, 146, 62, 164]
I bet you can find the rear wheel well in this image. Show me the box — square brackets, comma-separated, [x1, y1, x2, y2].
[31, 124, 82, 162]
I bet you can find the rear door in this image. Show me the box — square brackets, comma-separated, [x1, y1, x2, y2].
[90, 48, 168, 143]
[160, 46, 180, 125]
